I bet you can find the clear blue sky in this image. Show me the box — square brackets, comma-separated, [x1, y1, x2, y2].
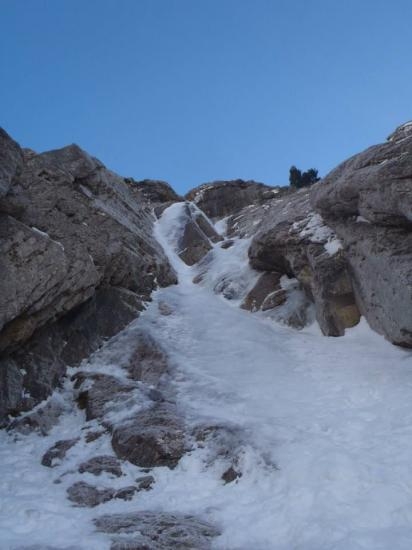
[1, 0, 411, 194]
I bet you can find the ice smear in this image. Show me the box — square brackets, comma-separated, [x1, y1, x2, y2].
[294, 212, 343, 255]
[146, 203, 412, 550]
[213, 216, 228, 236]
[324, 237, 342, 255]
[194, 237, 259, 305]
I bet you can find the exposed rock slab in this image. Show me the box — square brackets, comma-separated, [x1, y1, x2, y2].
[177, 204, 214, 265]
[111, 403, 185, 468]
[186, 179, 283, 219]
[247, 190, 360, 336]
[311, 122, 412, 345]
[0, 129, 178, 424]
[311, 124, 412, 226]
[0, 215, 69, 341]
[194, 212, 223, 243]
[241, 272, 282, 312]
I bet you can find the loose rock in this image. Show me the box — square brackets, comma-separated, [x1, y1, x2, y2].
[42, 438, 79, 467]
[111, 404, 185, 468]
[78, 455, 123, 477]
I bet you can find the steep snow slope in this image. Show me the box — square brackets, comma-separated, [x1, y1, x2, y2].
[152, 204, 412, 549]
[1, 202, 412, 550]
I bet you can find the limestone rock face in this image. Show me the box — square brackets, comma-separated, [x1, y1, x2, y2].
[168, 202, 221, 266]
[181, 127, 412, 345]
[235, 122, 412, 345]
[311, 123, 412, 346]
[311, 125, 412, 226]
[247, 189, 360, 336]
[179, 214, 213, 265]
[186, 179, 284, 219]
[0, 128, 177, 425]
[0, 215, 69, 344]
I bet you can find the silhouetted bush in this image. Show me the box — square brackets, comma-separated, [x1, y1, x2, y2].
[289, 166, 320, 188]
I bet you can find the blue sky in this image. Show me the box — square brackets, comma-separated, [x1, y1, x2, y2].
[1, 0, 412, 194]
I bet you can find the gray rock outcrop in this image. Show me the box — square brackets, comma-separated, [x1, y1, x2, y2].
[162, 202, 222, 266]
[0, 128, 177, 425]
[311, 121, 412, 346]
[210, 123, 412, 346]
[244, 189, 360, 336]
[176, 203, 220, 265]
[3, 118, 412, 435]
[185, 178, 285, 219]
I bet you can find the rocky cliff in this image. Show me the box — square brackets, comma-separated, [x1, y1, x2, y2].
[185, 178, 289, 219]
[2, 124, 412, 549]
[0, 129, 178, 425]
[1, 122, 412, 428]
[186, 122, 412, 347]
